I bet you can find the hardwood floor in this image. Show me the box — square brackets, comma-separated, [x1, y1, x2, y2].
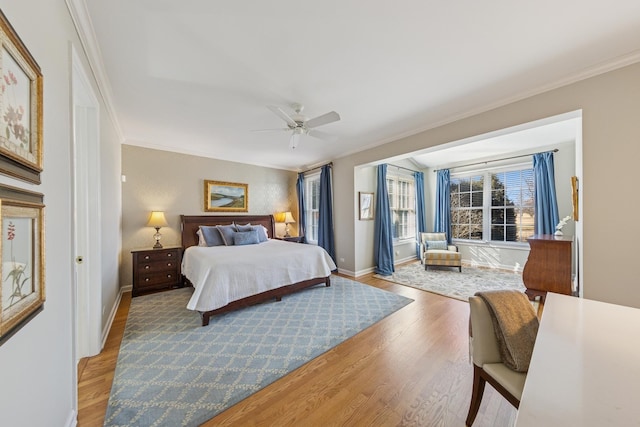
[77, 273, 516, 426]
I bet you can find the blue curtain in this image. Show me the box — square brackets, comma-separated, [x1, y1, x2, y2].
[318, 165, 336, 262]
[414, 171, 427, 258]
[434, 169, 452, 243]
[296, 173, 306, 243]
[374, 164, 395, 275]
[533, 152, 559, 235]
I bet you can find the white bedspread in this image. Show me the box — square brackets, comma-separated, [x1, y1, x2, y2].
[182, 239, 337, 312]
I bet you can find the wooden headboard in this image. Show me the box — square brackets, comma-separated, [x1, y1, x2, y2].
[180, 214, 276, 249]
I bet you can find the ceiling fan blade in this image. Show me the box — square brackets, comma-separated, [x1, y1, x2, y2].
[305, 111, 340, 129]
[267, 105, 298, 128]
[308, 129, 336, 141]
[251, 127, 290, 133]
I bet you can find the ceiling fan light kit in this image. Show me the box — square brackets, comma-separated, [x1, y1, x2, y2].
[263, 103, 340, 149]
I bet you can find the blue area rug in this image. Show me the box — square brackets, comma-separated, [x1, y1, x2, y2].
[104, 276, 412, 426]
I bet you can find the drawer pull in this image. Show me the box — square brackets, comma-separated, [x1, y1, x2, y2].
[145, 265, 150, 269]
[167, 274, 172, 278]
[167, 263, 172, 267]
[167, 253, 173, 257]
[145, 278, 150, 282]
[144, 255, 150, 260]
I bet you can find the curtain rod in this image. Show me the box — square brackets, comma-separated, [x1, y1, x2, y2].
[300, 161, 332, 175]
[433, 149, 558, 172]
[388, 163, 420, 174]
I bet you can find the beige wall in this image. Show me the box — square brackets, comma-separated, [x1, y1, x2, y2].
[335, 62, 640, 308]
[120, 145, 297, 287]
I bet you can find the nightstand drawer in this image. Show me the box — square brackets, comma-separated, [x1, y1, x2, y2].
[137, 259, 179, 274]
[138, 249, 180, 263]
[137, 270, 179, 288]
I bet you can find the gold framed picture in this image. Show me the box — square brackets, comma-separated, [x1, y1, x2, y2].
[0, 10, 44, 184]
[0, 184, 45, 345]
[204, 180, 248, 212]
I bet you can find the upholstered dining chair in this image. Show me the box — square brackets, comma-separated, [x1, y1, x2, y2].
[465, 295, 530, 426]
[419, 232, 462, 272]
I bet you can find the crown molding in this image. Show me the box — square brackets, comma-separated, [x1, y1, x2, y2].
[65, 0, 124, 142]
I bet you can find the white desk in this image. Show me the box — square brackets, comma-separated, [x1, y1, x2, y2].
[515, 293, 640, 426]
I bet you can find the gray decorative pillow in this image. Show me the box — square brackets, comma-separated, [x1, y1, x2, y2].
[236, 223, 268, 242]
[199, 226, 225, 246]
[234, 230, 259, 246]
[426, 240, 448, 250]
[215, 224, 238, 246]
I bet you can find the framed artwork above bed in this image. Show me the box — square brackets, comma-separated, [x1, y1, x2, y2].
[204, 180, 248, 212]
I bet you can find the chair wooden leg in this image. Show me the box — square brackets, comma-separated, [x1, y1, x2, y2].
[466, 364, 486, 426]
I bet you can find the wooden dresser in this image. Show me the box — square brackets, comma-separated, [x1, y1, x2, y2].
[131, 246, 182, 296]
[522, 234, 573, 300]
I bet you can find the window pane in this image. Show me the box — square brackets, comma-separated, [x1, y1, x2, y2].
[505, 225, 517, 242]
[491, 225, 504, 241]
[491, 208, 504, 225]
[471, 191, 483, 207]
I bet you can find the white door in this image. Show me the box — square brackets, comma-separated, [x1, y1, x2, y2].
[71, 47, 102, 359]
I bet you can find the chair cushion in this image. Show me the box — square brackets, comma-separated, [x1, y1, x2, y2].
[426, 240, 448, 250]
[482, 363, 527, 401]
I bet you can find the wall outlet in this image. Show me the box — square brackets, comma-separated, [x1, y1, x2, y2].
[339, 257, 345, 262]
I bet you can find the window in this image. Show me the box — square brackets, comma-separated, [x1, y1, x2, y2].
[451, 175, 484, 240]
[450, 165, 534, 243]
[386, 172, 416, 241]
[304, 173, 320, 243]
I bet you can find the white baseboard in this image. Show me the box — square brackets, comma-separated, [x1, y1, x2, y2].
[336, 267, 356, 277]
[100, 287, 124, 350]
[65, 409, 77, 427]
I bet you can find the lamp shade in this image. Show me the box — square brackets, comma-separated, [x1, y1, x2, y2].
[283, 211, 295, 224]
[274, 212, 286, 223]
[147, 211, 168, 228]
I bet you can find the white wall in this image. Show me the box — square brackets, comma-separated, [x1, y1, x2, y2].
[334, 62, 640, 308]
[0, 2, 122, 425]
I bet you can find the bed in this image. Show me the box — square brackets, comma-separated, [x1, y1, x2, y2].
[180, 214, 336, 326]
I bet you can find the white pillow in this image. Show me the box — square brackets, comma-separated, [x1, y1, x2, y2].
[196, 228, 207, 246]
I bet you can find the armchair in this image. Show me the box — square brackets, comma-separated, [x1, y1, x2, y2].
[419, 232, 462, 272]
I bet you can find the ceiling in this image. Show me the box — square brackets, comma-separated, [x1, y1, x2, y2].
[80, 0, 640, 171]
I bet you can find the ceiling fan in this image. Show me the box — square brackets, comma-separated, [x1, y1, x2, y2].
[257, 103, 340, 149]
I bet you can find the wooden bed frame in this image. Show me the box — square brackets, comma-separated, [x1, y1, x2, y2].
[180, 214, 331, 326]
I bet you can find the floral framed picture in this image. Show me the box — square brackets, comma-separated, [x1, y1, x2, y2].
[0, 10, 43, 184]
[0, 184, 44, 346]
[204, 180, 248, 212]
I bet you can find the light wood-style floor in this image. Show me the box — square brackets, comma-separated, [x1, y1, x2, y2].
[77, 273, 516, 427]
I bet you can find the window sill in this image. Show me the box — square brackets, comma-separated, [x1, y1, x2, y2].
[453, 239, 530, 251]
[393, 239, 415, 247]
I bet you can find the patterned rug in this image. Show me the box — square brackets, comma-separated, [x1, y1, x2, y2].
[104, 276, 412, 426]
[375, 262, 526, 301]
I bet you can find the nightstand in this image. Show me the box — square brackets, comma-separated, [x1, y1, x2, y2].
[277, 236, 305, 243]
[131, 246, 183, 296]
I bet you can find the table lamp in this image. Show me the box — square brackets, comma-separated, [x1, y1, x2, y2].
[283, 211, 295, 237]
[147, 211, 168, 248]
